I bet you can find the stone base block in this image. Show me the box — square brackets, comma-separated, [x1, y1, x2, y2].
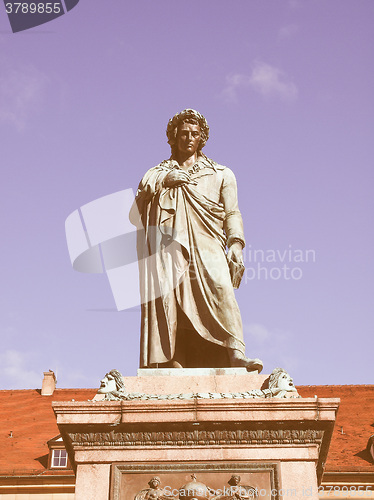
[123, 367, 268, 394]
[53, 372, 339, 500]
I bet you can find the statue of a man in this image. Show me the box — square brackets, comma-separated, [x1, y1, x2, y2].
[130, 109, 262, 371]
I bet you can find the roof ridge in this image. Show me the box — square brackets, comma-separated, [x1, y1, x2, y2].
[0, 388, 97, 393]
[297, 384, 374, 388]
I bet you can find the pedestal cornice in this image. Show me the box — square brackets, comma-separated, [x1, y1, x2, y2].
[53, 396, 339, 485]
[53, 397, 339, 423]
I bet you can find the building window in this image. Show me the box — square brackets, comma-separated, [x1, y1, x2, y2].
[51, 449, 68, 468]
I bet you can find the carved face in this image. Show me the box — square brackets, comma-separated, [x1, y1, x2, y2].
[98, 373, 117, 394]
[176, 122, 201, 157]
[277, 372, 295, 391]
[230, 475, 241, 486]
[148, 477, 161, 489]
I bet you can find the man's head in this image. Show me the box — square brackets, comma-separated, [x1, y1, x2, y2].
[268, 368, 296, 392]
[166, 109, 209, 157]
[98, 369, 125, 394]
[148, 477, 161, 489]
[228, 474, 241, 486]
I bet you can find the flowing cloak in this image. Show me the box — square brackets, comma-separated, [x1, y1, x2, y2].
[130, 156, 246, 367]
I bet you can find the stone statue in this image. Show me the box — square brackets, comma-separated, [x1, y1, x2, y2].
[179, 474, 215, 500]
[133, 475, 258, 500]
[97, 369, 127, 400]
[268, 367, 299, 398]
[211, 475, 257, 499]
[134, 477, 174, 500]
[130, 109, 262, 371]
[96, 368, 300, 401]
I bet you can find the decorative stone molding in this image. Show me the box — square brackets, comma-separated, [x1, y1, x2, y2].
[68, 428, 324, 448]
[54, 395, 338, 486]
[110, 462, 280, 500]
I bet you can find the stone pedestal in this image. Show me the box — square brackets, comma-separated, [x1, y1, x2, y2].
[53, 371, 339, 500]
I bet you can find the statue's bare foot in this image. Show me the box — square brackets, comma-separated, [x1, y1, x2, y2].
[229, 350, 263, 373]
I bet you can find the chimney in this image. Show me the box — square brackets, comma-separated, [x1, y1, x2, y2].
[41, 370, 57, 396]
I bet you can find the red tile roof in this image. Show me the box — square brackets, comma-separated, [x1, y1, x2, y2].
[0, 385, 373, 476]
[0, 388, 96, 476]
[298, 385, 374, 472]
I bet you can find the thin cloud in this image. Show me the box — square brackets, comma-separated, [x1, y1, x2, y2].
[278, 24, 299, 41]
[0, 349, 40, 389]
[0, 65, 49, 130]
[288, 0, 302, 9]
[244, 323, 299, 374]
[245, 323, 270, 342]
[222, 61, 298, 103]
[245, 323, 293, 344]
[222, 73, 251, 103]
[249, 61, 298, 101]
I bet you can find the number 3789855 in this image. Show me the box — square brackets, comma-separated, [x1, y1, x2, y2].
[5, 3, 62, 14]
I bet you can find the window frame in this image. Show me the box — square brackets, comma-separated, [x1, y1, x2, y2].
[50, 448, 68, 469]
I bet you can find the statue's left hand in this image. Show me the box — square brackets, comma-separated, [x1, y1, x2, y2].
[227, 241, 244, 266]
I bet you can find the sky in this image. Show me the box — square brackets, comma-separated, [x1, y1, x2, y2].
[0, 0, 373, 390]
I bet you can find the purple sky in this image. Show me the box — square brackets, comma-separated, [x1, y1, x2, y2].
[0, 0, 373, 390]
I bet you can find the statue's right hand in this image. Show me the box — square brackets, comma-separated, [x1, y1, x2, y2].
[163, 169, 193, 188]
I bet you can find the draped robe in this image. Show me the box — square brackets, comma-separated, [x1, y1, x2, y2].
[130, 156, 246, 367]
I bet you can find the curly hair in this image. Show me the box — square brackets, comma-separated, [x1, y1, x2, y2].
[166, 109, 209, 156]
[107, 369, 126, 391]
[268, 367, 288, 390]
[148, 477, 161, 487]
